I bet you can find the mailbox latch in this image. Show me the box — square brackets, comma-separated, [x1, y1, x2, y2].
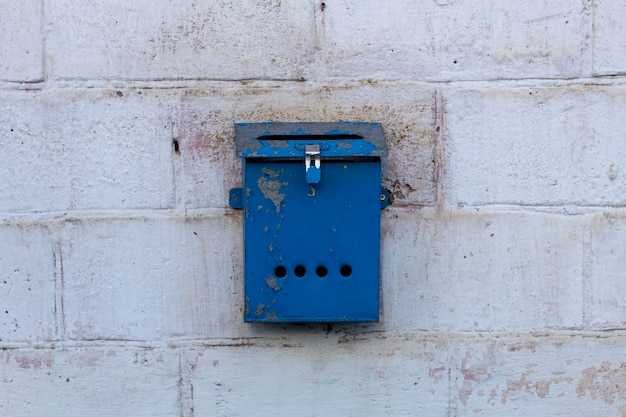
[304, 144, 321, 184]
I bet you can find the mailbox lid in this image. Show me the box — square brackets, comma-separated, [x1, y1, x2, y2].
[234, 122, 388, 159]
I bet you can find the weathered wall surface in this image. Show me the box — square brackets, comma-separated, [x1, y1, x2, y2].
[2, 0, 626, 415]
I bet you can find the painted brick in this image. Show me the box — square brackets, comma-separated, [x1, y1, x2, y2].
[176, 84, 436, 209]
[0, 0, 43, 82]
[585, 214, 626, 330]
[187, 336, 450, 417]
[593, 0, 626, 75]
[61, 215, 242, 341]
[0, 347, 180, 417]
[324, 0, 592, 81]
[380, 209, 584, 332]
[0, 90, 174, 212]
[444, 86, 626, 206]
[0, 223, 56, 343]
[451, 337, 626, 416]
[45, 0, 315, 81]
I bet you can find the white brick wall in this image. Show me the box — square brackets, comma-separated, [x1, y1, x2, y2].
[0, 348, 181, 417]
[0, 90, 174, 212]
[0, 1, 43, 82]
[187, 337, 451, 417]
[444, 86, 626, 207]
[324, 0, 593, 81]
[61, 216, 242, 341]
[593, 0, 626, 75]
[45, 0, 316, 81]
[2, 1, 626, 416]
[0, 223, 56, 343]
[381, 210, 585, 332]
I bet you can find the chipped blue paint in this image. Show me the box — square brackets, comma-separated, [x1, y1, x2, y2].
[240, 139, 377, 158]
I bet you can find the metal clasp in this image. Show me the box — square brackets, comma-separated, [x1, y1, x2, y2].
[305, 144, 321, 184]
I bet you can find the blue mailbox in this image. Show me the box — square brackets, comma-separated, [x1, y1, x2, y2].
[229, 122, 389, 322]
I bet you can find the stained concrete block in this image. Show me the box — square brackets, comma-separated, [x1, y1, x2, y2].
[380, 209, 584, 332]
[0, 223, 56, 343]
[444, 86, 626, 206]
[45, 0, 315, 81]
[0, 0, 44, 82]
[324, 0, 592, 81]
[187, 336, 450, 417]
[0, 347, 180, 417]
[176, 84, 437, 209]
[61, 215, 242, 341]
[585, 214, 626, 329]
[452, 337, 626, 416]
[0, 90, 174, 212]
[593, 0, 626, 75]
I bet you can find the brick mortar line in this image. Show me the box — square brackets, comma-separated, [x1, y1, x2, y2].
[0, 208, 236, 225]
[4, 330, 626, 351]
[2, 76, 626, 91]
[2, 204, 626, 225]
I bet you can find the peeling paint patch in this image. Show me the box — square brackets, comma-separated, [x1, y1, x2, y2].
[262, 167, 281, 178]
[267, 140, 290, 149]
[255, 302, 265, 316]
[266, 275, 281, 291]
[257, 176, 285, 212]
[337, 141, 352, 149]
[577, 362, 626, 405]
[500, 373, 572, 404]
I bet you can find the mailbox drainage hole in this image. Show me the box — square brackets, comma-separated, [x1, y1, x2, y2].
[274, 266, 287, 278]
[294, 265, 307, 278]
[276, 265, 351, 278]
[340, 265, 352, 277]
[316, 266, 328, 278]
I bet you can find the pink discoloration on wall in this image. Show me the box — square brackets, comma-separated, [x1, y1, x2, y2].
[177, 103, 231, 163]
[14, 353, 54, 369]
[429, 366, 446, 384]
[459, 347, 496, 406]
[577, 362, 626, 405]
[500, 372, 573, 404]
[72, 321, 97, 340]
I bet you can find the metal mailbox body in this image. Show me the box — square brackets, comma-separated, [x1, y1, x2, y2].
[230, 122, 388, 322]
